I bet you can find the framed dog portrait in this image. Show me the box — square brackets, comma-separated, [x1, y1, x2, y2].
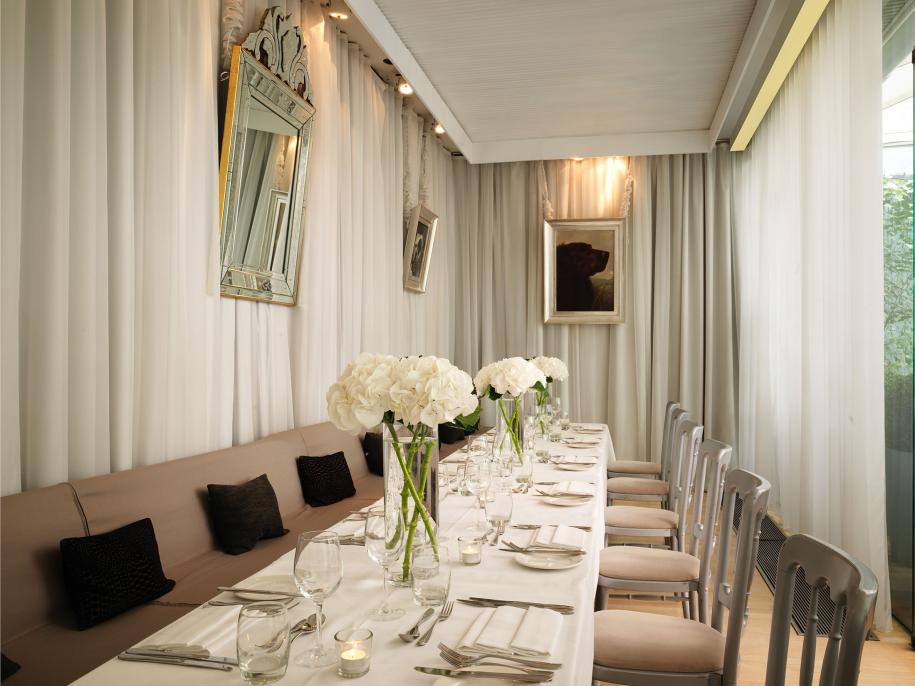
[403, 205, 438, 293]
[543, 218, 626, 324]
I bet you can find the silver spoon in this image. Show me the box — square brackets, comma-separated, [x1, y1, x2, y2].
[290, 613, 324, 643]
[399, 607, 435, 642]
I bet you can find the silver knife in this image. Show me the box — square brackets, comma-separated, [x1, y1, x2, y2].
[117, 653, 233, 671]
[469, 596, 576, 612]
[126, 649, 238, 666]
[457, 599, 574, 615]
[415, 666, 552, 682]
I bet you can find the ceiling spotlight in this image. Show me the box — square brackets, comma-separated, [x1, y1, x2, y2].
[571, 157, 584, 162]
[397, 79, 414, 96]
[328, 11, 349, 19]
[433, 122, 445, 135]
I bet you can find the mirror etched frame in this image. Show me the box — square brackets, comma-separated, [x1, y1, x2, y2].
[219, 8, 315, 305]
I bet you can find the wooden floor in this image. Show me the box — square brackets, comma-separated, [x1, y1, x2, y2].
[597, 507, 915, 686]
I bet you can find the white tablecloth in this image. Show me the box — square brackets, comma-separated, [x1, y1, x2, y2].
[73, 427, 613, 686]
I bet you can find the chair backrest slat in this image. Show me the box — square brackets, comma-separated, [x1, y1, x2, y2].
[684, 439, 732, 622]
[711, 469, 771, 686]
[764, 534, 878, 686]
[800, 590, 820, 686]
[658, 401, 680, 481]
[671, 420, 703, 549]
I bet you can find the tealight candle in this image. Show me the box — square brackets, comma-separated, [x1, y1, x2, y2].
[335, 628, 372, 678]
[459, 536, 483, 565]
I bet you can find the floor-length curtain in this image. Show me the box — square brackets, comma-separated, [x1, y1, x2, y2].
[452, 152, 738, 462]
[732, 0, 891, 628]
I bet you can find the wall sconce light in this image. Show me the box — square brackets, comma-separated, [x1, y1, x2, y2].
[328, 11, 349, 20]
[397, 79, 414, 96]
[433, 122, 445, 135]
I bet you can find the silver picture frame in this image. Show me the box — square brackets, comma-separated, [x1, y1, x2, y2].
[543, 217, 627, 324]
[403, 205, 439, 293]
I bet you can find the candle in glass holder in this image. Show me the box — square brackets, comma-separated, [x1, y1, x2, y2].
[459, 536, 483, 565]
[335, 628, 372, 678]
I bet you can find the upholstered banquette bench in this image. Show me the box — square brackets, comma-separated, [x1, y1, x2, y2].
[0, 422, 385, 685]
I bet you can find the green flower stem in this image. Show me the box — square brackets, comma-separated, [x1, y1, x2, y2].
[497, 398, 523, 463]
[536, 386, 550, 434]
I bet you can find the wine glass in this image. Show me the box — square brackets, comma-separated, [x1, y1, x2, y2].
[462, 461, 491, 533]
[363, 507, 405, 621]
[293, 531, 342, 668]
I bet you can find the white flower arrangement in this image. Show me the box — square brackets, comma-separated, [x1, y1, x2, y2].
[531, 356, 569, 383]
[326, 353, 478, 574]
[473, 357, 545, 399]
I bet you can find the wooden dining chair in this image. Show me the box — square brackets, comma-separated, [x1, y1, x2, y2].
[606, 401, 679, 479]
[605, 408, 690, 505]
[593, 468, 771, 686]
[764, 534, 878, 686]
[596, 439, 732, 621]
[604, 413, 699, 552]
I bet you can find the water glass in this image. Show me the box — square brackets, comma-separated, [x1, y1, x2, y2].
[561, 412, 571, 430]
[237, 602, 290, 684]
[293, 531, 342, 668]
[485, 481, 514, 529]
[535, 447, 552, 464]
[514, 451, 534, 489]
[364, 507, 405, 621]
[412, 546, 451, 606]
[549, 419, 562, 442]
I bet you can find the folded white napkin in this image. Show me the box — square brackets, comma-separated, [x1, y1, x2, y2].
[559, 455, 597, 465]
[459, 606, 562, 657]
[548, 481, 595, 496]
[532, 525, 586, 551]
[333, 519, 365, 537]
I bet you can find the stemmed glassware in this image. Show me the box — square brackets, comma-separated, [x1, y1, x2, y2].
[363, 506, 405, 621]
[462, 461, 492, 534]
[485, 478, 514, 533]
[293, 531, 342, 668]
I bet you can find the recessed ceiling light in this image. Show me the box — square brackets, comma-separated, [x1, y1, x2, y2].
[328, 11, 349, 19]
[571, 157, 584, 162]
[397, 79, 414, 96]
[433, 122, 445, 135]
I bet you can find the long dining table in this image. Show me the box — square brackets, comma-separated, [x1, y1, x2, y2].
[73, 425, 613, 685]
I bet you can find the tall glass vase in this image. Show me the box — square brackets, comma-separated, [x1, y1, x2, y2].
[381, 423, 438, 586]
[494, 394, 524, 464]
[533, 384, 551, 436]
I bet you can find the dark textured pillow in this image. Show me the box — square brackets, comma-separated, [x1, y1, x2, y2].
[1, 653, 20, 681]
[59, 518, 175, 630]
[361, 432, 384, 476]
[207, 474, 288, 555]
[296, 452, 356, 506]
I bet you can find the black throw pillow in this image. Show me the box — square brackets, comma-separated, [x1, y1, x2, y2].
[361, 432, 384, 476]
[59, 518, 176, 630]
[1, 654, 20, 681]
[207, 474, 288, 555]
[296, 452, 356, 506]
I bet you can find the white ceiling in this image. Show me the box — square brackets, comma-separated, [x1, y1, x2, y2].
[347, 0, 807, 163]
[375, 0, 754, 141]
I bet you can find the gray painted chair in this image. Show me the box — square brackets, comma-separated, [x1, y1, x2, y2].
[593, 468, 771, 686]
[604, 412, 698, 552]
[607, 401, 679, 479]
[764, 534, 878, 686]
[596, 439, 732, 621]
[605, 406, 686, 504]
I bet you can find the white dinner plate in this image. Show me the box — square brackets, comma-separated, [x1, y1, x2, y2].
[234, 575, 300, 600]
[556, 463, 593, 471]
[514, 552, 584, 571]
[543, 496, 592, 507]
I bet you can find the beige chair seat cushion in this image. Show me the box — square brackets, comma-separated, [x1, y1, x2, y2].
[605, 505, 678, 530]
[608, 460, 662, 476]
[599, 546, 699, 582]
[607, 477, 668, 496]
[594, 610, 724, 673]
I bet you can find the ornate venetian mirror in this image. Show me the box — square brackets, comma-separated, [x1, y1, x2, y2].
[219, 9, 315, 304]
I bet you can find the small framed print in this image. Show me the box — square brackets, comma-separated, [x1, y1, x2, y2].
[403, 205, 438, 293]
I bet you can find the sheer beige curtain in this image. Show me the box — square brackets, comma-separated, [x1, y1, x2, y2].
[732, 0, 891, 628]
[452, 151, 738, 461]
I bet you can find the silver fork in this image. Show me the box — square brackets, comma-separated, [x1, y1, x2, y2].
[438, 643, 561, 671]
[417, 601, 453, 646]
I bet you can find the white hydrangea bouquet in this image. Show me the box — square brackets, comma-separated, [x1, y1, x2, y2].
[327, 353, 477, 576]
[530, 356, 569, 432]
[474, 357, 545, 462]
